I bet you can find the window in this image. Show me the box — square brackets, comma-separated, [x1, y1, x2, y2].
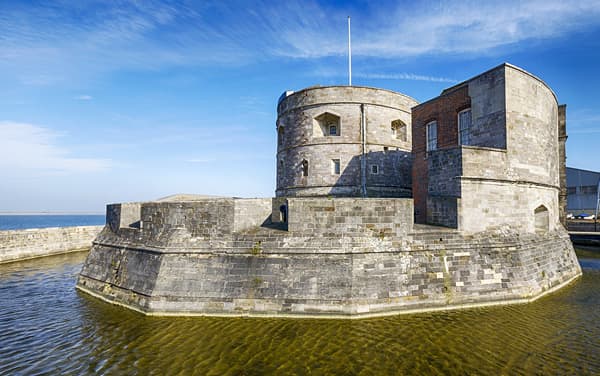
[279, 159, 284, 175]
[314, 112, 340, 136]
[458, 108, 472, 145]
[426, 121, 437, 151]
[301, 159, 308, 177]
[329, 124, 337, 136]
[534, 205, 549, 233]
[371, 165, 379, 174]
[581, 185, 598, 194]
[567, 187, 576, 195]
[278, 126, 285, 146]
[332, 159, 340, 175]
[391, 120, 407, 141]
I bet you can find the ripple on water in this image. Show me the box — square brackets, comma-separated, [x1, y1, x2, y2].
[0, 252, 599, 375]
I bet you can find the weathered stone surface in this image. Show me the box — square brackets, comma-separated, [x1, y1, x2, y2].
[77, 209, 580, 317]
[276, 86, 418, 198]
[413, 63, 564, 233]
[77, 63, 582, 318]
[0, 226, 102, 264]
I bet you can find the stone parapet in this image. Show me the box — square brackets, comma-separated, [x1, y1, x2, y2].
[0, 225, 103, 264]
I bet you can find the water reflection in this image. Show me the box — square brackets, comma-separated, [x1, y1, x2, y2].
[0, 252, 599, 375]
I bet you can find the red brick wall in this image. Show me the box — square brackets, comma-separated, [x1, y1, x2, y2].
[412, 85, 470, 223]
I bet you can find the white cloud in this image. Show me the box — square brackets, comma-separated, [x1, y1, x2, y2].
[270, 0, 600, 58]
[354, 72, 457, 83]
[75, 95, 92, 100]
[0, 121, 111, 175]
[1, 0, 599, 81]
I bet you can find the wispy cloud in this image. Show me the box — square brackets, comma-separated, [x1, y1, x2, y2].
[567, 109, 600, 134]
[354, 72, 457, 83]
[310, 68, 457, 83]
[75, 95, 92, 100]
[264, 0, 600, 58]
[0, 121, 111, 175]
[2, 0, 599, 83]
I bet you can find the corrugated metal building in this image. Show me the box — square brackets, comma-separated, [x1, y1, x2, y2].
[566, 167, 600, 215]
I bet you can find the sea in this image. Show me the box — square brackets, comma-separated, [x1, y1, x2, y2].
[0, 215, 105, 231]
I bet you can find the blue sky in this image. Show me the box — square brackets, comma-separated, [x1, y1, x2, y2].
[1, 0, 600, 212]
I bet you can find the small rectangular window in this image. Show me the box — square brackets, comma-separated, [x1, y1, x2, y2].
[426, 121, 437, 151]
[580, 185, 598, 194]
[458, 109, 472, 145]
[329, 125, 337, 136]
[332, 159, 341, 174]
[371, 165, 379, 174]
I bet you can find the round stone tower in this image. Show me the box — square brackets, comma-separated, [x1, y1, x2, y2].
[276, 86, 418, 197]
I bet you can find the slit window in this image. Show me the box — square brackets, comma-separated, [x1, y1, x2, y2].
[301, 159, 309, 177]
[278, 126, 284, 147]
[332, 159, 340, 175]
[426, 121, 438, 151]
[458, 108, 472, 145]
[371, 165, 379, 174]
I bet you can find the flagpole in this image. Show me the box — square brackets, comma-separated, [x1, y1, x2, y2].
[348, 16, 352, 86]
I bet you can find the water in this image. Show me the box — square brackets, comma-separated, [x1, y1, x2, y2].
[0, 252, 599, 375]
[0, 215, 105, 231]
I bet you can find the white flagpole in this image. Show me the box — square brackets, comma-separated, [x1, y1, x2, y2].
[348, 16, 352, 86]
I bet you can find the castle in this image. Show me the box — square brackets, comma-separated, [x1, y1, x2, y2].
[77, 63, 581, 318]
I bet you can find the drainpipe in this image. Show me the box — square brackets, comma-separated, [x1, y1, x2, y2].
[594, 180, 600, 231]
[361, 104, 367, 197]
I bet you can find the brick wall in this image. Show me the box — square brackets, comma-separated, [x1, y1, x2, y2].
[412, 85, 470, 223]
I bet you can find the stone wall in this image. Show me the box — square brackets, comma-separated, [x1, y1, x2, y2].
[466, 65, 507, 148]
[77, 221, 581, 317]
[276, 86, 418, 197]
[106, 199, 272, 242]
[459, 180, 559, 233]
[558, 104, 568, 225]
[0, 226, 102, 264]
[504, 65, 559, 187]
[286, 197, 413, 237]
[412, 63, 562, 233]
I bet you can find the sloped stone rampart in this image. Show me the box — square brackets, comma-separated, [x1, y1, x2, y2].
[77, 209, 581, 318]
[0, 226, 103, 264]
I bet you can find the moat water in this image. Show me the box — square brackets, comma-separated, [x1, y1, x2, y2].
[0, 251, 598, 375]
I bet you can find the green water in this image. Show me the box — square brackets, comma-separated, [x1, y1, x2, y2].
[0, 251, 599, 375]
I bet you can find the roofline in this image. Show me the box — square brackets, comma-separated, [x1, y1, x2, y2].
[566, 166, 600, 175]
[279, 85, 419, 106]
[413, 62, 559, 109]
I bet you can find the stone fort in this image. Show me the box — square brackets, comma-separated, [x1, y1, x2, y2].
[77, 63, 581, 318]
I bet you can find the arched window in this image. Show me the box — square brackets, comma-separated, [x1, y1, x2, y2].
[314, 112, 340, 136]
[534, 205, 549, 232]
[391, 120, 407, 141]
[301, 159, 309, 177]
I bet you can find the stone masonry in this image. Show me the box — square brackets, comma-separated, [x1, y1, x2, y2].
[1, 226, 102, 264]
[276, 86, 417, 198]
[413, 64, 566, 233]
[77, 63, 582, 318]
